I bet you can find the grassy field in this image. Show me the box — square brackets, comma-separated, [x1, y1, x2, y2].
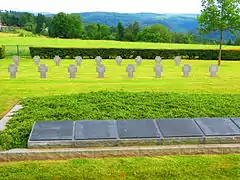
[0, 154, 240, 179]
[0, 58, 240, 119]
[1, 32, 240, 57]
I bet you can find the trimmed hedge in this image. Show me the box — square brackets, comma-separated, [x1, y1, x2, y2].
[0, 45, 5, 59]
[29, 47, 240, 60]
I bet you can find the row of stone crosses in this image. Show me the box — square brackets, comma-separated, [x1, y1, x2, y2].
[7, 55, 219, 78]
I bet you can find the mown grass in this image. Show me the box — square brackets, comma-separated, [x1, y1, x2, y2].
[1, 92, 240, 150]
[0, 154, 240, 179]
[0, 58, 240, 119]
[1, 32, 240, 57]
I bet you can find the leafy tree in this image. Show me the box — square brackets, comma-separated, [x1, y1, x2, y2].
[137, 24, 172, 43]
[197, 0, 240, 65]
[49, 12, 83, 38]
[117, 21, 124, 41]
[36, 13, 46, 34]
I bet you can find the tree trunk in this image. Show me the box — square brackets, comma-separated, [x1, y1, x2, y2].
[218, 31, 223, 66]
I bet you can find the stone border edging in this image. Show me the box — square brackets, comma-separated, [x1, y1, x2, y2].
[0, 144, 240, 162]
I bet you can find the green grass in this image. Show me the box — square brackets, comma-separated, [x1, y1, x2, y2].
[1, 91, 240, 150]
[0, 58, 240, 118]
[0, 154, 240, 179]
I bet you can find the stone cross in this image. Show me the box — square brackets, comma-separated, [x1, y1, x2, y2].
[68, 64, 78, 78]
[116, 56, 123, 66]
[182, 64, 191, 77]
[54, 56, 61, 66]
[126, 64, 135, 78]
[13, 56, 20, 66]
[38, 64, 48, 78]
[135, 56, 142, 66]
[8, 64, 18, 78]
[174, 56, 181, 66]
[75, 56, 82, 66]
[96, 64, 106, 78]
[155, 56, 162, 65]
[95, 56, 102, 66]
[209, 64, 218, 77]
[154, 64, 163, 78]
[33, 56, 40, 65]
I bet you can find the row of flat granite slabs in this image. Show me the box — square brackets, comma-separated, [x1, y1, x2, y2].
[28, 118, 240, 148]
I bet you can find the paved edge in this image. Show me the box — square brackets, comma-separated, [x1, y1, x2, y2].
[0, 144, 240, 162]
[0, 104, 23, 131]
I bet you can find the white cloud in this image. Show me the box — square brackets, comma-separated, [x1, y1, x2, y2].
[0, 0, 202, 14]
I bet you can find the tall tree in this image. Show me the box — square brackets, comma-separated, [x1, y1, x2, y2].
[117, 21, 124, 41]
[197, 0, 240, 66]
[36, 13, 46, 34]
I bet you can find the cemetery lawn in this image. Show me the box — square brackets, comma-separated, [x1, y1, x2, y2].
[0, 58, 240, 119]
[1, 154, 240, 179]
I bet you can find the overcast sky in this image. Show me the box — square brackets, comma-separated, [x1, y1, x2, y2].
[1, 0, 202, 14]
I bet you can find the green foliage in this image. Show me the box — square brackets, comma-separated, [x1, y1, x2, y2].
[13, 29, 41, 37]
[0, 45, 5, 59]
[1, 92, 240, 149]
[235, 36, 240, 45]
[35, 13, 46, 34]
[137, 24, 172, 43]
[29, 46, 240, 60]
[117, 21, 125, 41]
[49, 12, 83, 38]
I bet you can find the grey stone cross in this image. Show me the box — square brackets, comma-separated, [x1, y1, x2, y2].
[116, 56, 123, 66]
[68, 64, 78, 78]
[34, 56, 40, 65]
[54, 56, 61, 66]
[135, 56, 142, 66]
[174, 56, 181, 66]
[95, 56, 102, 66]
[96, 64, 106, 78]
[8, 64, 18, 78]
[155, 56, 162, 65]
[154, 64, 163, 78]
[182, 64, 191, 77]
[126, 64, 135, 78]
[75, 56, 82, 66]
[209, 64, 219, 77]
[12, 56, 20, 66]
[38, 64, 48, 78]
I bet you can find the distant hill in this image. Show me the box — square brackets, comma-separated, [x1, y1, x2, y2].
[42, 11, 239, 41]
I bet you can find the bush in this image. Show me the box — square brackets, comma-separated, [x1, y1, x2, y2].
[29, 47, 240, 60]
[0, 45, 5, 59]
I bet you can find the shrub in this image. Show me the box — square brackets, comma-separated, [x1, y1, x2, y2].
[29, 47, 240, 60]
[0, 45, 5, 59]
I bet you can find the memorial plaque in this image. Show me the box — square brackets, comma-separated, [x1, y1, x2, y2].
[126, 64, 135, 78]
[8, 64, 18, 78]
[154, 64, 163, 78]
[75, 56, 82, 66]
[96, 64, 106, 78]
[34, 56, 40, 65]
[156, 118, 204, 137]
[38, 64, 48, 78]
[95, 56, 102, 65]
[209, 64, 218, 77]
[194, 118, 240, 136]
[54, 56, 61, 66]
[231, 118, 240, 128]
[135, 56, 142, 66]
[155, 56, 162, 64]
[182, 64, 191, 77]
[68, 64, 77, 78]
[116, 56, 123, 66]
[75, 120, 118, 140]
[117, 119, 161, 139]
[29, 120, 73, 141]
[13, 56, 20, 66]
[174, 56, 181, 66]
